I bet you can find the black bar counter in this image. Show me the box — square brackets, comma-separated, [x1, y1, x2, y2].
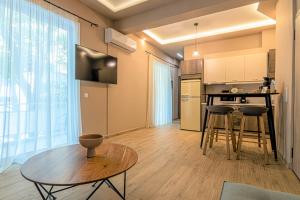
[200, 92, 279, 160]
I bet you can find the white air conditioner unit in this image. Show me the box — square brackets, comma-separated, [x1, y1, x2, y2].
[105, 28, 137, 53]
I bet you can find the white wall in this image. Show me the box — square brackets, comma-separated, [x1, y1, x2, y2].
[275, 0, 295, 164]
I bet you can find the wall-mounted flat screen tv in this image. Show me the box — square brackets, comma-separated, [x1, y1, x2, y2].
[75, 44, 117, 84]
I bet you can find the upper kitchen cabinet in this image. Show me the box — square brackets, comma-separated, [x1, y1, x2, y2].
[204, 52, 268, 84]
[225, 56, 245, 82]
[244, 53, 267, 82]
[181, 59, 203, 75]
[204, 58, 226, 84]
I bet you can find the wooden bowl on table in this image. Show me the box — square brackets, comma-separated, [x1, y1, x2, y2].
[79, 134, 103, 158]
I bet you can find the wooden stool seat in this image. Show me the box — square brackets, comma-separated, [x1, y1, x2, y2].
[203, 105, 236, 160]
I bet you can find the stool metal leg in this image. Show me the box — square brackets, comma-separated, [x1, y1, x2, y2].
[237, 116, 246, 160]
[224, 115, 231, 160]
[259, 116, 269, 164]
[203, 114, 213, 155]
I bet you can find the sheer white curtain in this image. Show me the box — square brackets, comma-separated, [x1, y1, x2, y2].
[147, 56, 173, 127]
[0, 0, 80, 171]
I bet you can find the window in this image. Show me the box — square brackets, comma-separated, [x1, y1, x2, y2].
[0, 0, 80, 171]
[147, 56, 173, 127]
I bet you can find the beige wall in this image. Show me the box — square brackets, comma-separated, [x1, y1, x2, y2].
[275, 0, 295, 164]
[106, 38, 178, 135]
[184, 29, 275, 60]
[50, 0, 178, 136]
[262, 28, 276, 50]
[107, 36, 148, 135]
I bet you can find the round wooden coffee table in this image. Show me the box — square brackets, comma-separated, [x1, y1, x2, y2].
[20, 143, 138, 200]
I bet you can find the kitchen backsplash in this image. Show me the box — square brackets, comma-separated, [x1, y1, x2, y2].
[205, 83, 266, 104]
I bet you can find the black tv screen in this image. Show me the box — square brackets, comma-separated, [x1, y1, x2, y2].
[75, 45, 117, 84]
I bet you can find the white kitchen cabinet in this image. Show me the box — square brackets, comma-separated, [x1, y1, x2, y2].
[204, 58, 226, 84]
[244, 53, 267, 81]
[204, 53, 267, 84]
[225, 56, 245, 82]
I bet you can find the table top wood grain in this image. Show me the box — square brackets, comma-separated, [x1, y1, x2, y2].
[20, 143, 138, 186]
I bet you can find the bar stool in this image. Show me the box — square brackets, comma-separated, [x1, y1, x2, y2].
[203, 105, 236, 160]
[237, 106, 269, 163]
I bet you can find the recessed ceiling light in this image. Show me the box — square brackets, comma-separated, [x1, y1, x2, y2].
[97, 0, 148, 12]
[143, 19, 276, 45]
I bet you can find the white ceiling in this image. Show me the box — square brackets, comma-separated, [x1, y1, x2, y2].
[80, 0, 176, 19]
[81, 0, 276, 60]
[143, 3, 276, 45]
[96, 0, 148, 12]
[105, 0, 145, 7]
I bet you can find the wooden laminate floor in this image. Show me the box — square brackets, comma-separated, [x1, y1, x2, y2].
[0, 123, 300, 200]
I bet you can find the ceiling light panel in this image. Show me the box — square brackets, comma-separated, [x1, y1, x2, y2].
[97, 0, 148, 12]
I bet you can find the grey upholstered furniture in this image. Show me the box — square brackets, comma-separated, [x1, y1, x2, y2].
[220, 182, 300, 200]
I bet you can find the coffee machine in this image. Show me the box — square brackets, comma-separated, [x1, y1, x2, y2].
[263, 77, 272, 89]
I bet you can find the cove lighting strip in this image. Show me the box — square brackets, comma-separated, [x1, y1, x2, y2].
[143, 19, 276, 45]
[97, 0, 148, 12]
